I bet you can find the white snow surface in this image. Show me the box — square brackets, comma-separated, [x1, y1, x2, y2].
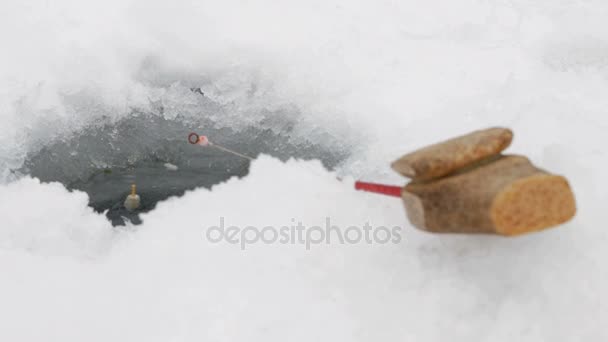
[1, 0, 608, 341]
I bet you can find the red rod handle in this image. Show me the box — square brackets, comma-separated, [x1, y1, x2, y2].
[354, 181, 402, 198]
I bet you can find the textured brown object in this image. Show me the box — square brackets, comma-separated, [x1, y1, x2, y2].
[401, 155, 576, 235]
[391, 127, 513, 181]
[393, 127, 577, 236]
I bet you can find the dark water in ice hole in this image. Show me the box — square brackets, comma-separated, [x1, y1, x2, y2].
[18, 111, 349, 226]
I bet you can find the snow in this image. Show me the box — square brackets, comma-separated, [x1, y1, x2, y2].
[1, 0, 608, 340]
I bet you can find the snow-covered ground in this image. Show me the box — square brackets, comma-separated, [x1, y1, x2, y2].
[1, 0, 607, 340]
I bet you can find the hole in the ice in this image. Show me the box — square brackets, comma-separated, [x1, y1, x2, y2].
[17, 92, 350, 226]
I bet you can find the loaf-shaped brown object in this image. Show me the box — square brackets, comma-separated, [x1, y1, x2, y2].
[393, 127, 577, 236]
[401, 155, 576, 235]
[391, 127, 513, 181]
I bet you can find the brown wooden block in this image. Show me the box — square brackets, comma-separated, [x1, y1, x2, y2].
[401, 155, 576, 235]
[391, 127, 513, 181]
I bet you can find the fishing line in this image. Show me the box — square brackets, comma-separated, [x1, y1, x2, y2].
[188, 132, 254, 161]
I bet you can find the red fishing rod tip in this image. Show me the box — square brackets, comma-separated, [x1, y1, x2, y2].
[355, 181, 402, 198]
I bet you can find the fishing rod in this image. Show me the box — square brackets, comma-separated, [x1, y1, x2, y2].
[185, 128, 576, 237]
